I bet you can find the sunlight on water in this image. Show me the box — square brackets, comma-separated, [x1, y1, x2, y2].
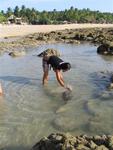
[0, 43, 113, 150]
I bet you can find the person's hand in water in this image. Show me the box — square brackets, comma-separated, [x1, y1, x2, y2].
[65, 85, 72, 91]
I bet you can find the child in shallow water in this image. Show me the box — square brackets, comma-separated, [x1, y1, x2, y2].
[38, 49, 72, 91]
[43, 55, 71, 87]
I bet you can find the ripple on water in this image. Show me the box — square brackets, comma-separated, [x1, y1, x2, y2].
[53, 100, 91, 132]
[86, 100, 113, 134]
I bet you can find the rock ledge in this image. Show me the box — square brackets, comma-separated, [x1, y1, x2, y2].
[31, 133, 113, 150]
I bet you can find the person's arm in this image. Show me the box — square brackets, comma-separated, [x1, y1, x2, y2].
[55, 70, 65, 87]
[55, 70, 72, 91]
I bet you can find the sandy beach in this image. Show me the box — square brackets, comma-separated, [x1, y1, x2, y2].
[0, 23, 113, 38]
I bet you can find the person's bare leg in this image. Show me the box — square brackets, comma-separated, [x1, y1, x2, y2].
[0, 83, 3, 95]
[43, 71, 49, 85]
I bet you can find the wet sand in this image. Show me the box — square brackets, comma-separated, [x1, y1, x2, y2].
[1, 23, 113, 38]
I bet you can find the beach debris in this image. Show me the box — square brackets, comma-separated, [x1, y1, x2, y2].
[9, 51, 26, 57]
[37, 48, 61, 57]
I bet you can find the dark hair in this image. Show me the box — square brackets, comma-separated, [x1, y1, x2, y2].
[59, 63, 71, 71]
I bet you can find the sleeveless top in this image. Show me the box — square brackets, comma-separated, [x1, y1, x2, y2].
[47, 56, 64, 70]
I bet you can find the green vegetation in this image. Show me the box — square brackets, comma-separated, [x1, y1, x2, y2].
[0, 6, 113, 24]
[0, 11, 7, 23]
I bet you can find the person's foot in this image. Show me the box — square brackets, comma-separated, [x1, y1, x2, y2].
[65, 85, 72, 91]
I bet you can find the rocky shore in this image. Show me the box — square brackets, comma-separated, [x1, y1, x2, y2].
[1, 27, 113, 150]
[0, 27, 113, 55]
[31, 133, 113, 150]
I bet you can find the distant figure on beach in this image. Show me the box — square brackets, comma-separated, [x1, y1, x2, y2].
[0, 83, 3, 95]
[38, 48, 72, 91]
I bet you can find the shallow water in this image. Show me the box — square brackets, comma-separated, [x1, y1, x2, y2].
[0, 43, 113, 149]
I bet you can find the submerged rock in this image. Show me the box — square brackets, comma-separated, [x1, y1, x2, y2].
[9, 51, 26, 57]
[53, 116, 76, 131]
[97, 43, 113, 55]
[91, 71, 113, 91]
[62, 90, 72, 101]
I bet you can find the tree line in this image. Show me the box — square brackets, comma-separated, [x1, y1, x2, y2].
[0, 5, 113, 24]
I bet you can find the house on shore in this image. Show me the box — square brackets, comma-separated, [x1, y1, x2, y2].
[7, 15, 26, 24]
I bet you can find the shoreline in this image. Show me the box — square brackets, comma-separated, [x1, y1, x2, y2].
[0, 26, 113, 53]
[1, 23, 113, 38]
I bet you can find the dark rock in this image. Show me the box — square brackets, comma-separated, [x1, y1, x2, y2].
[97, 42, 113, 55]
[97, 44, 109, 55]
[31, 133, 113, 150]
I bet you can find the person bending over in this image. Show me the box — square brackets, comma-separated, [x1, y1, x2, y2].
[42, 55, 72, 91]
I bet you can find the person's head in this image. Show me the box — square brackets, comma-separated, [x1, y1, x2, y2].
[59, 63, 71, 72]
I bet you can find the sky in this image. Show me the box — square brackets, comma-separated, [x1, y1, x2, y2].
[0, 0, 113, 13]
